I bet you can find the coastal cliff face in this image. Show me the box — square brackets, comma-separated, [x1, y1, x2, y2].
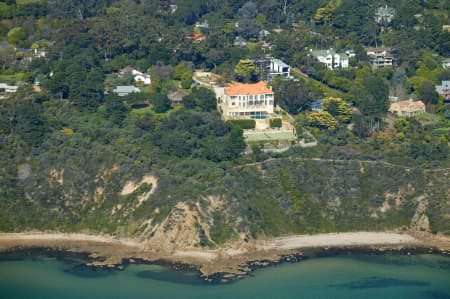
[1, 157, 448, 252]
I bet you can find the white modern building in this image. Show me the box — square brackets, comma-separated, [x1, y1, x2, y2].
[269, 58, 291, 77]
[0, 83, 18, 93]
[133, 73, 151, 85]
[195, 20, 209, 28]
[113, 86, 141, 97]
[345, 49, 356, 58]
[443, 58, 450, 69]
[310, 48, 349, 70]
[120, 66, 151, 85]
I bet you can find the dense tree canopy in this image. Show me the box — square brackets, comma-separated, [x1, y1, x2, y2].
[323, 97, 352, 123]
[234, 59, 260, 83]
[272, 77, 322, 114]
[418, 81, 439, 105]
[359, 75, 389, 119]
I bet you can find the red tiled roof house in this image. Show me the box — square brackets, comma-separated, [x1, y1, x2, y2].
[218, 81, 274, 119]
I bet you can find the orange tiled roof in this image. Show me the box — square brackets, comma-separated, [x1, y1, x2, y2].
[224, 81, 272, 96]
[186, 33, 207, 40]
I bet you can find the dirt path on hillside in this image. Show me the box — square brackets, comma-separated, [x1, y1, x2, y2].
[236, 156, 450, 173]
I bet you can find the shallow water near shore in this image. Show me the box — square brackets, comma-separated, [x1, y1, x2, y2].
[0, 252, 449, 299]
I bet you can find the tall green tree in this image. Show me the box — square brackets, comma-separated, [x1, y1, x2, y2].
[234, 59, 260, 83]
[7, 27, 27, 46]
[183, 87, 217, 111]
[104, 95, 129, 126]
[272, 78, 322, 114]
[323, 97, 352, 123]
[306, 111, 338, 131]
[359, 75, 389, 120]
[193, 87, 217, 112]
[352, 114, 372, 138]
[418, 81, 439, 105]
[152, 93, 171, 113]
[314, 3, 335, 24]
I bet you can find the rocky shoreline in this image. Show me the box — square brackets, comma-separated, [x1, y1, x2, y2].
[200, 245, 449, 284]
[0, 232, 448, 284]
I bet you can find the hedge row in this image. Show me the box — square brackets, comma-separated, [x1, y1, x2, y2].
[227, 119, 256, 129]
[269, 118, 282, 128]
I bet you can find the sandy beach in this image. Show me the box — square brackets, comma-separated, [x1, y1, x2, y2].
[260, 232, 418, 250]
[0, 231, 448, 280]
[0, 233, 142, 247]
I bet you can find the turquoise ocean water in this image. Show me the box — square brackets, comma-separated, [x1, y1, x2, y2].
[0, 252, 449, 299]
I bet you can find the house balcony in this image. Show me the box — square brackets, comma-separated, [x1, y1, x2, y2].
[226, 104, 274, 113]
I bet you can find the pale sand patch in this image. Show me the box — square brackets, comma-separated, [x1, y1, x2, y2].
[224, 248, 248, 256]
[173, 250, 218, 261]
[259, 232, 417, 250]
[120, 175, 158, 196]
[0, 233, 142, 248]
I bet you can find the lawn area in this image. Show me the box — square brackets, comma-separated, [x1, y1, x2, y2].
[17, 0, 41, 4]
[433, 127, 450, 136]
[247, 138, 293, 150]
[130, 106, 153, 117]
[244, 130, 296, 142]
[0, 73, 28, 84]
[130, 104, 184, 118]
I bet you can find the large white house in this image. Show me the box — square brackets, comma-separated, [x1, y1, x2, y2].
[217, 81, 274, 119]
[310, 48, 349, 70]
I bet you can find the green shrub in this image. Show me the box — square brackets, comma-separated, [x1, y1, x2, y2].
[227, 119, 256, 130]
[270, 118, 282, 128]
[306, 111, 338, 131]
[181, 78, 192, 89]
